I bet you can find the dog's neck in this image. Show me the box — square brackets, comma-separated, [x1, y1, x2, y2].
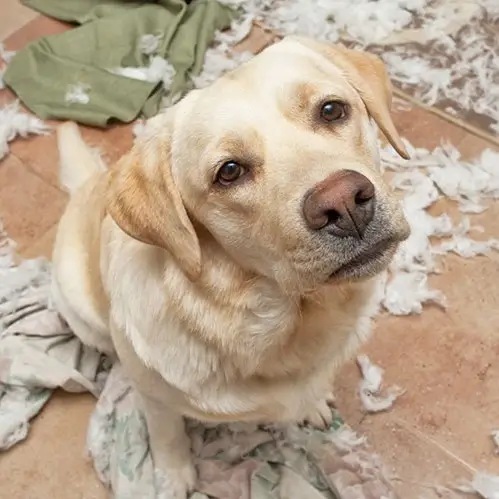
[159, 235, 377, 380]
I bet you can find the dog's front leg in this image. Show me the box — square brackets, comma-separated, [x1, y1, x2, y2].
[109, 320, 196, 497]
[139, 393, 196, 499]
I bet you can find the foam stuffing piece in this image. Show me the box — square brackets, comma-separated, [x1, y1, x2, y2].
[0, 101, 50, 161]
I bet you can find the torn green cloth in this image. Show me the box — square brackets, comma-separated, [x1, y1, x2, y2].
[4, 0, 233, 127]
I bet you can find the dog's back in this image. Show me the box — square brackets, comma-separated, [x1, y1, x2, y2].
[51, 123, 113, 354]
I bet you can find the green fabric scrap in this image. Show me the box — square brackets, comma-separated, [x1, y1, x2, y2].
[4, 0, 233, 127]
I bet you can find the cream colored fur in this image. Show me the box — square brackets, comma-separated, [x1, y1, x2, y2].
[52, 37, 410, 499]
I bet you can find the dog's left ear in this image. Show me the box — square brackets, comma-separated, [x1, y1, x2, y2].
[288, 36, 409, 159]
[106, 112, 202, 281]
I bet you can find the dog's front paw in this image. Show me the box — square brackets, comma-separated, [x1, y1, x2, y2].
[155, 461, 197, 499]
[301, 392, 336, 430]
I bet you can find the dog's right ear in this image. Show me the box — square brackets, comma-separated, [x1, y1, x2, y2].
[106, 113, 202, 281]
[286, 36, 409, 160]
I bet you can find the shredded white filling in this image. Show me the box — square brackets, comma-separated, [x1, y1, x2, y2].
[0, 101, 50, 161]
[378, 141, 499, 316]
[356, 355, 405, 413]
[0, 43, 16, 91]
[109, 55, 176, 95]
[65, 83, 91, 105]
[139, 33, 163, 56]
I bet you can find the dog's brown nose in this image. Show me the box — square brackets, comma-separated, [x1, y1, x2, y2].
[303, 170, 375, 238]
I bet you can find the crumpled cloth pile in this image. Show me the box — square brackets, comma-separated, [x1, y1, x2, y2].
[0, 226, 399, 499]
[3, 0, 234, 127]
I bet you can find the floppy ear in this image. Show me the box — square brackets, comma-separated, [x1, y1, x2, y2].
[106, 113, 202, 281]
[288, 36, 409, 159]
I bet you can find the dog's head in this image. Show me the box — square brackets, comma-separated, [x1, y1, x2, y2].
[107, 36, 410, 293]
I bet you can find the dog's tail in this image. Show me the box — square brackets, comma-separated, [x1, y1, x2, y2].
[57, 121, 106, 194]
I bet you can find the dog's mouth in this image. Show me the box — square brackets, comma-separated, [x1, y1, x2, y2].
[329, 238, 398, 281]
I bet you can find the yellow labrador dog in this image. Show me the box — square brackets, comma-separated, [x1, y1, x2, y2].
[52, 36, 410, 497]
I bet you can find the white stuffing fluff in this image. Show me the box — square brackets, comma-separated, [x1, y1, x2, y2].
[192, 48, 253, 89]
[65, 84, 90, 105]
[0, 67, 5, 91]
[425, 147, 499, 214]
[435, 219, 499, 258]
[132, 120, 146, 139]
[189, 4, 256, 90]
[377, 141, 499, 316]
[469, 473, 499, 499]
[110, 56, 176, 92]
[0, 43, 16, 64]
[356, 355, 405, 413]
[139, 34, 162, 56]
[0, 43, 16, 91]
[0, 101, 50, 161]
[329, 426, 367, 451]
[215, 13, 255, 47]
[383, 272, 446, 316]
[492, 431, 499, 456]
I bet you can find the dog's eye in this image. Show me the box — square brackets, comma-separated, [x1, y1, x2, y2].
[320, 101, 348, 122]
[216, 161, 246, 185]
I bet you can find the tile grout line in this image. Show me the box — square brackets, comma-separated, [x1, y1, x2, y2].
[17, 221, 58, 259]
[393, 88, 499, 150]
[10, 151, 67, 194]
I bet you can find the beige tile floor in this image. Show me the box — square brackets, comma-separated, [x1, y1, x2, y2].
[1, 4, 499, 499]
[0, 0, 38, 41]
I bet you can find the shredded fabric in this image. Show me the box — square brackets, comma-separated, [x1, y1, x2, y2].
[0, 101, 50, 161]
[65, 83, 91, 105]
[356, 355, 405, 413]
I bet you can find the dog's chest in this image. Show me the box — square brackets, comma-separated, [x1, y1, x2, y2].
[229, 283, 372, 380]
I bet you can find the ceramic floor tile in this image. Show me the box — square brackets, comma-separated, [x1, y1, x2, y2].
[0, 392, 107, 499]
[234, 23, 277, 54]
[79, 123, 135, 165]
[20, 223, 58, 260]
[0, 154, 67, 250]
[9, 128, 63, 188]
[7, 121, 134, 189]
[2, 13, 68, 51]
[0, 0, 38, 41]
[362, 418, 473, 499]
[392, 105, 468, 151]
[455, 132, 498, 161]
